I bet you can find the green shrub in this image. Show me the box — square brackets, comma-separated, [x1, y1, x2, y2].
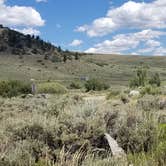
[129, 67, 147, 88]
[37, 82, 67, 94]
[155, 141, 166, 165]
[85, 79, 109, 92]
[130, 68, 162, 89]
[159, 124, 166, 143]
[149, 73, 161, 87]
[0, 80, 31, 98]
[106, 89, 120, 99]
[115, 113, 158, 153]
[1, 140, 47, 166]
[69, 82, 81, 89]
[12, 124, 56, 149]
[120, 93, 129, 104]
[140, 85, 161, 96]
[154, 124, 166, 164]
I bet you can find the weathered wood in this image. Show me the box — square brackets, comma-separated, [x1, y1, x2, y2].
[105, 133, 126, 158]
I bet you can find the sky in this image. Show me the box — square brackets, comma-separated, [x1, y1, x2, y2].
[0, 0, 166, 56]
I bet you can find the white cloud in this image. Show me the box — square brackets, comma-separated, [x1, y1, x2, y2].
[114, 29, 165, 42]
[85, 29, 166, 54]
[139, 46, 166, 56]
[145, 40, 161, 47]
[131, 52, 138, 55]
[138, 47, 156, 54]
[85, 39, 137, 54]
[0, 0, 4, 5]
[69, 39, 83, 47]
[36, 0, 47, 2]
[0, 0, 45, 27]
[77, 0, 166, 37]
[14, 28, 40, 35]
[76, 17, 116, 37]
[153, 47, 166, 56]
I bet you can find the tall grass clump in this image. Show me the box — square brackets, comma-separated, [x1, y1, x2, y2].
[37, 82, 67, 94]
[0, 80, 31, 97]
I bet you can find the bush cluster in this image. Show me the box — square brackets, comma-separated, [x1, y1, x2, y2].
[37, 82, 67, 94]
[130, 67, 161, 88]
[0, 80, 31, 97]
[69, 82, 81, 89]
[85, 79, 109, 92]
[140, 85, 161, 96]
[0, 94, 165, 165]
[106, 89, 121, 99]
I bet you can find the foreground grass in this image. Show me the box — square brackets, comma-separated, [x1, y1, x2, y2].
[0, 89, 166, 166]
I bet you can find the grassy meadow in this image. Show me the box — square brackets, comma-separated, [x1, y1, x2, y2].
[0, 54, 166, 86]
[0, 54, 166, 166]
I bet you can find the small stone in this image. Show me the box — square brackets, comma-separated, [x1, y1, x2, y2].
[26, 94, 34, 98]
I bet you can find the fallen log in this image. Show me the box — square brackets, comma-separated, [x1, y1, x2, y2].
[104, 133, 126, 158]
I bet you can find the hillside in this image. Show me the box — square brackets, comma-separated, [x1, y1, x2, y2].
[0, 25, 84, 64]
[0, 25, 166, 86]
[0, 54, 165, 87]
[0, 25, 66, 61]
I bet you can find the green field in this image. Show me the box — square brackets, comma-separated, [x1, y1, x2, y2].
[0, 54, 166, 87]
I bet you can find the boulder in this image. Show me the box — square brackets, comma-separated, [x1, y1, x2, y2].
[129, 90, 140, 97]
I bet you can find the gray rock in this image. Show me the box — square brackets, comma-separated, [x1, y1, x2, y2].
[26, 94, 34, 98]
[129, 90, 140, 97]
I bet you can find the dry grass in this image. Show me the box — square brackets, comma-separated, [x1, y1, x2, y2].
[0, 54, 165, 87]
[0, 90, 165, 165]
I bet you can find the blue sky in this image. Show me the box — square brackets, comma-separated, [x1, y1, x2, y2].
[0, 0, 166, 55]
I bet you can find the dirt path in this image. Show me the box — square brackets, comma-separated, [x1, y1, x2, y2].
[83, 95, 106, 102]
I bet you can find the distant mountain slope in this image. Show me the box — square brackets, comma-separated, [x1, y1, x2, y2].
[0, 25, 165, 87]
[0, 25, 51, 53]
[0, 25, 69, 62]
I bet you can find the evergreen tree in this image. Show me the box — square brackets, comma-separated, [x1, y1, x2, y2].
[57, 46, 62, 52]
[63, 54, 67, 63]
[74, 52, 79, 60]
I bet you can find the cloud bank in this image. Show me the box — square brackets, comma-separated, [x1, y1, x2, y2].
[77, 0, 166, 37]
[0, 0, 44, 35]
[77, 0, 166, 55]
